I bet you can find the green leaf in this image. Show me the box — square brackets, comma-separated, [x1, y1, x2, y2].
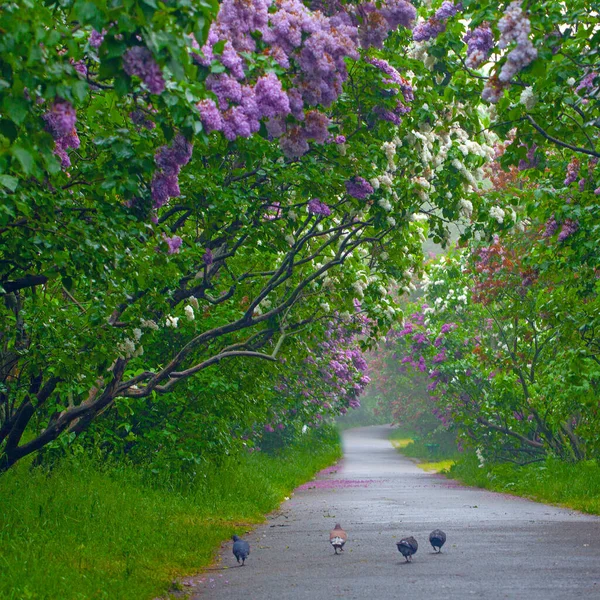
[0, 174, 19, 191]
[11, 147, 33, 175]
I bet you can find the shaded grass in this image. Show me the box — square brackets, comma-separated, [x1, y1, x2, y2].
[449, 455, 600, 515]
[0, 431, 341, 600]
[388, 427, 459, 472]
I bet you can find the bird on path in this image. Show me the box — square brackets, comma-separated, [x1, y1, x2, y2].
[330, 523, 348, 555]
[396, 536, 418, 562]
[429, 529, 446, 553]
[232, 535, 250, 566]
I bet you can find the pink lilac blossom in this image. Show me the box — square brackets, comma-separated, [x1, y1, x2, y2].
[123, 46, 165, 94]
[345, 177, 374, 199]
[464, 23, 494, 69]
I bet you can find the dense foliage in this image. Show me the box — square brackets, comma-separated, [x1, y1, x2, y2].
[2, 0, 599, 471]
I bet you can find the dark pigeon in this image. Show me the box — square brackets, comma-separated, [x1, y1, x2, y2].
[232, 535, 250, 566]
[397, 536, 418, 562]
[429, 529, 447, 553]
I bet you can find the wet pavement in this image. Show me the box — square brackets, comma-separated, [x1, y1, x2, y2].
[189, 425, 600, 599]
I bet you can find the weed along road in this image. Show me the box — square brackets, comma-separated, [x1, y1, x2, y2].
[189, 426, 600, 599]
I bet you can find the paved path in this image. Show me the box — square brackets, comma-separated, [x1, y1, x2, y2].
[189, 426, 600, 599]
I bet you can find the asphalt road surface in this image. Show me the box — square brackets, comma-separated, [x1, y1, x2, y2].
[188, 425, 600, 599]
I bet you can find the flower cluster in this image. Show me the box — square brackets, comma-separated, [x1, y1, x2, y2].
[412, 1, 461, 42]
[497, 1, 536, 83]
[123, 46, 165, 95]
[151, 134, 193, 208]
[308, 198, 332, 216]
[564, 158, 580, 186]
[195, 0, 415, 156]
[345, 177, 374, 199]
[464, 23, 494, 69]
[482, 2, 536, 102]
[43, 100, 80, 169]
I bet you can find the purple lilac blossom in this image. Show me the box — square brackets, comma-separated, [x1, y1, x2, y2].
[308, 198, 332, 216]
[303, 110, 330, 143]
[557, 219, 579, 242]
[203, 248, 214, 265]
[334, 135, 346, 144]
[575, 71, 597, 94]
[130, 109, 155, 130]
[497, 1, 537, 83]
[151, 134, 193, 208]
[464, 23, 494, 69]
[197, 99, 224, 133]
[280, 126, 310, 158]
[164, 235, 183, 254]
[345, 177, 374, 199]
[123, 46, 165, 94]
[90, 29, 106, 49]
[43, 100, 77, 139]
[564, 158, 580, 186]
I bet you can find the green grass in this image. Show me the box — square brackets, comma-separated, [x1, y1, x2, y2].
[388, 429, 600, 516]
[0, 431, 341, 600]
[449, 455, 600, 515]
[388, 427, 459, 471]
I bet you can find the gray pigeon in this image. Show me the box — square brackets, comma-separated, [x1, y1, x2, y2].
[429, 529, 446, 553]
[396, 536, 418, 562]
[232, 535, 250, 566]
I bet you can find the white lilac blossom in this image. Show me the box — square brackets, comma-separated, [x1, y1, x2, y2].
[117, 338, 136, 358]
[184, 305, 195, 320]
[490, 206, 505, 224]
[519, 86, 536, 110]
[132, 328, 142, 341]
[188, 296, 199, 309]
[459, 198, 473, 219]
[165, 315, 179, 328]
[141, 319, 159, 330]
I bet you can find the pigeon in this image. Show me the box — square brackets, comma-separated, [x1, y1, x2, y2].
[429, 529, 446, 553]
[396, 536, 418, 562]
[330, 523, 348, 555]
[232, 535, 250, 566]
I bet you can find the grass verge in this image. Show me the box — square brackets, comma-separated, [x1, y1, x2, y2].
[449, 454, 600, 515]
[388, 428, 600, 516]
[0, 429, 341, 600]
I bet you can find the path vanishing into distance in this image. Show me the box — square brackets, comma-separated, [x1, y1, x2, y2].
[186, 426, 600, 599]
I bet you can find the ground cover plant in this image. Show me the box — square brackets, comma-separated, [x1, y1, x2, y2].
[0, 427, 341, 600]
